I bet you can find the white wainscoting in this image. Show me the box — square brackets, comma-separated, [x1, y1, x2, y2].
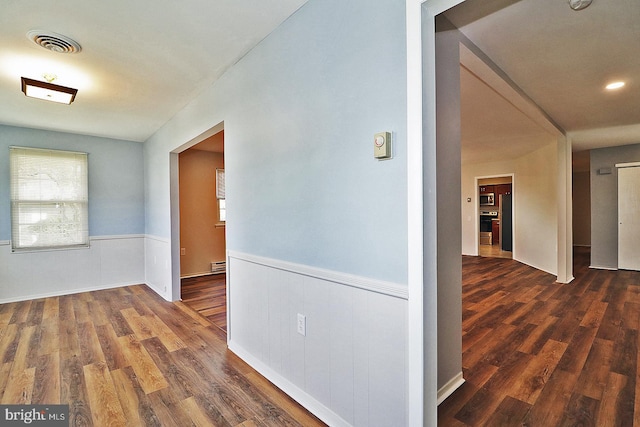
[0, 235, 145, 304]
[227, 251, 408, 427]
[143, 234, 172, 300]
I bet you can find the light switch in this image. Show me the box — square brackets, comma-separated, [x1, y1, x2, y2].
[374, 132, 392, 159]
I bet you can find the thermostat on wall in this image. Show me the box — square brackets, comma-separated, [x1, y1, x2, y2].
[374, 131, 392, 159]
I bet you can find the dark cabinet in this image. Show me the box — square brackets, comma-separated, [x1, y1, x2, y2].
[479, 185, 495, 194]
[494, 184, 512, 208]
[492, 220, 500, 245]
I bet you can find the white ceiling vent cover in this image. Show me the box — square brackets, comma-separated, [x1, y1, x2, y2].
[569, 0, 593, 10]
[26, 30, 82, 53]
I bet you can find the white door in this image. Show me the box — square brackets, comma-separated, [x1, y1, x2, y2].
[618, 165, 640, 270]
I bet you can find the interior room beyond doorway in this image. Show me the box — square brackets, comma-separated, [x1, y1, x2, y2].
[178, 129, 227, 331]
[478, 176, 512, 259]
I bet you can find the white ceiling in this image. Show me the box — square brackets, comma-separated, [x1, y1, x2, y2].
[0, 0, 636, 161]
[0, 0, 306, 142]
[460, 66, 557, 165]
[445, 0, 640, 163]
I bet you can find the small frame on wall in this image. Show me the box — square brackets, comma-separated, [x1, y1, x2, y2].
[216, 168, 225, 199]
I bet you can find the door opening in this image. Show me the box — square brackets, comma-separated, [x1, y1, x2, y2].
[477, 176, 513, 259]
[175, 126, 227, 333]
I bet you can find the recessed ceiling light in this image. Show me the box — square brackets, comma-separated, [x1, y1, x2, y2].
[605, 81, 625, 90]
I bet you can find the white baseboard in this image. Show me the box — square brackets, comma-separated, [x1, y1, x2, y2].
[590, 265, 618, 271]
[437, 372, 465, 405]
[513, 257, 556, 276]
[180, 272, 217, 279]
[0, 281, 143, 305]
[228, 340, 352, 427]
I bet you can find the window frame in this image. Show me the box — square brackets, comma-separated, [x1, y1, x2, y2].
[216, 168, 226, 225]
[9, 146, 89, 252]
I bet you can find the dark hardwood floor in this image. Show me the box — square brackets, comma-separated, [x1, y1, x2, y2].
[439, 247, 640, 426]
[8, 250, 631, 426]
[0, 283, 325, 426]
[181, 274, 227, 332]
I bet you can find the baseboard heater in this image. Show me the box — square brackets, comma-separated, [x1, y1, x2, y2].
[210, 261, 226, 274]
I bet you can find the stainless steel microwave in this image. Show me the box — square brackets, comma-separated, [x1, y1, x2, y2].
[480, 193, 495, 206]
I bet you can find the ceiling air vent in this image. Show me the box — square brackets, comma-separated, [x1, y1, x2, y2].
[26, 30, 82, 54]
[568, 0, 592, 10]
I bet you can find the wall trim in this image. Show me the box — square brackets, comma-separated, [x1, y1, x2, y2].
[590, 265, 618, 271]
[615, 162, 640, 168]
[228, 250, 408, 300]
[437, 372, 465, 405]
[90, 234, 145, 241]
[144, 234, 171, 244]
[0, 281, 144, 305]
[228, 340, 352, 427]
[0, 235, 144, 247]
[180, 271, 224, 279]
[513, 256, 556, 277]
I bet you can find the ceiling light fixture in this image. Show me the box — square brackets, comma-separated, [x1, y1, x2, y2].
[21, 76, 78, 104]
[605, 81, 625, 90]
[569, 0, 592, 10]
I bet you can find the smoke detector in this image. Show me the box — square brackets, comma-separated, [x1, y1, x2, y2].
[569, 0, 592, 11]
[26, 30, 82, 53]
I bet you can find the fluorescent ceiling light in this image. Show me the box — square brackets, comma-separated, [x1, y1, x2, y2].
[605, 81, 625, 90]
[21, 76, 77, 104]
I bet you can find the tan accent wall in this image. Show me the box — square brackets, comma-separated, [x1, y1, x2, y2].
[179, 148, 225, 277]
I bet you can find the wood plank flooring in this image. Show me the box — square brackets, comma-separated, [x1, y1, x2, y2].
[478, 243, 513, 259]
[181, 274, 227, 332]
[0, 284, 325, 427]
[439, 247, 640, 426]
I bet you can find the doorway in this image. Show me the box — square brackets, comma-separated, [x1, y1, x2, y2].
[409, 0, 574, 422]
[177, 129, 227, 332]
[477, 176, 513, 259]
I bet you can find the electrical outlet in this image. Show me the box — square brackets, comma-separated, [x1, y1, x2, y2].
[297, 313, 306, 336]
[180, 248, 186, 256]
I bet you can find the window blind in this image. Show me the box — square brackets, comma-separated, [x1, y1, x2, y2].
[10, 147, 89, 251]
[216, 168, 225, 199]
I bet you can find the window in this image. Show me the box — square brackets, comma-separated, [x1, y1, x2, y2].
[216, 168, 225, 223]
[218, 199, 226, 222]
[10, 147, 89, 251]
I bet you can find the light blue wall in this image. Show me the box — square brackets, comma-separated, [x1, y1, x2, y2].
[145, 0, 408, 283]
[0, 124, 144, 240]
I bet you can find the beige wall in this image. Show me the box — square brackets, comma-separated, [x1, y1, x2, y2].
[462, 141, 559, 275]
[179, 148, 225, 277]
